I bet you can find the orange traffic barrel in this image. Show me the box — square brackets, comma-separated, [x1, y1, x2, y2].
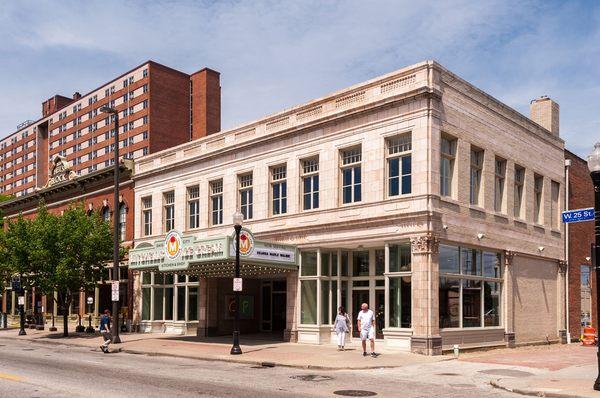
[582, 326, 597, 346]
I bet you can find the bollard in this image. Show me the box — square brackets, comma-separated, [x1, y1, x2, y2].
[49, 315, 57, 332]
[85, 314, 95, 333]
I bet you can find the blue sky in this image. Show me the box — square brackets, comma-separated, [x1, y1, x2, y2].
[1, 0, 598, 157]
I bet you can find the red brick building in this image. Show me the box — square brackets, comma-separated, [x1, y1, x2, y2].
[0, 61, 221, 327]
[565, 150, 596, 339]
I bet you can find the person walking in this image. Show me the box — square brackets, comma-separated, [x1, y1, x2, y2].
[357, 303, 377, 357]
[99, 309, 112, 353]
[333, 306, 350, 351]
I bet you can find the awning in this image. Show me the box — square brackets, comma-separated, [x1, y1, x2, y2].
[128, 229, 298, 277]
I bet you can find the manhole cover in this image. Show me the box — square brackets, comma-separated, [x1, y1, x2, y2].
[436, 373, 459, 376]
[290, 375, 334, 382]
[478, 369, 534, 378]
[333, 391, 377, 397]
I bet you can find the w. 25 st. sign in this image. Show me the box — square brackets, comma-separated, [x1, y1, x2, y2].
[562, 208, 595, 224]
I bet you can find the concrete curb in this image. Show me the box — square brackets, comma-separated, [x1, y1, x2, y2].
[490, 378, 589, 398]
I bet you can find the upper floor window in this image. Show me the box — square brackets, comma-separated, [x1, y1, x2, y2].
[301, 157, 319, 211]
[239, 173, 253, 220]
[494, 158, 506, 213]
[470, 148, 483, 205]
[387, 134, 412, 197]
[514, 165, 525, 219]
[187, 186, 200, 229]
[341, 146, 361, 204]
[534, 175, 543, 224]
[163, 191, 175, 232]
[440, 136, 456, 197]
[210, 179, 224, 226]
[142, 197, 153, 236]
[102, 206, 110, 222]
[551, 180, 560, 229]
[271, 165, 287, 215]
[119, 204, 126, 241]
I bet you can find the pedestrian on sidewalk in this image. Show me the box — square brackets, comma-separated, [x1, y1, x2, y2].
[357, 303, 377, 357]
[334, 306, 350, 351]
[99, 309, 112, 354]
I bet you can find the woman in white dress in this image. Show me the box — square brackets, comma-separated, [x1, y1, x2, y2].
[333, 306, 350, 351]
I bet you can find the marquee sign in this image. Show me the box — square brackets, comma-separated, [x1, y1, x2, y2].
[129, 230, 297, 272]
[44, 156, 76, 188]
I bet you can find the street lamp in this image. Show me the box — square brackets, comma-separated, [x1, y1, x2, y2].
[100, 105, 121, 344]
[231, 211, 244, 355]
[587, 142, 600, 391]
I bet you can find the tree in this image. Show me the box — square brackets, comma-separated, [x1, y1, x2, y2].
[30, 203, 113, 337]
[0, 214, 33, 295]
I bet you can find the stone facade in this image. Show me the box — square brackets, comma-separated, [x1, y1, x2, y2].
[129, 61, 565, 354]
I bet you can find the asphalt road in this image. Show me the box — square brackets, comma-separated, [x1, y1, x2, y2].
[0, 337, 520, 398]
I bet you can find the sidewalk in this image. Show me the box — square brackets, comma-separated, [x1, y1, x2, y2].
[460, 343, 599, 398]
[0, 328, 442, 370]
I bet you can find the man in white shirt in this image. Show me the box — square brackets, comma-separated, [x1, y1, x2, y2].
[356, 302, 377, 357]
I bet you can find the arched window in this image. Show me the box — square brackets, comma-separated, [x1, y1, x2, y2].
[102, 206, 110, 222]
[119, 204, 126, 241]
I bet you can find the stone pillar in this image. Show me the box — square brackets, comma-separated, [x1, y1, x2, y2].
[410, 234, 441, 355]
[558, 260, 568, 344]
[284, 270, 299, 342]
[503, 250, 516, 347]
[196, 278, 208, 337]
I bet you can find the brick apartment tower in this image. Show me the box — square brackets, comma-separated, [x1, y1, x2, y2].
[0, 61, 221, 197]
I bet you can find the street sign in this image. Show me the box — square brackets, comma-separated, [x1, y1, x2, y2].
[87, 296, 94, 305]
[18, 296, 24, 306]
[562, 208, 595, 224]
[111, 281, 120, 302]
[233, 278, 243, 292]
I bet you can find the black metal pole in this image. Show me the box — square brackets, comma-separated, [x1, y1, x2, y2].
[231, 224, 242, 355]
[592, 171, 600, 391]
[18, 286, 26, 336]
[112, 112, 121, 344]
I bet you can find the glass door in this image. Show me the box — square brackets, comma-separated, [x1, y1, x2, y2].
[352, 290, 370, 338]
[375, 289, 385, 339]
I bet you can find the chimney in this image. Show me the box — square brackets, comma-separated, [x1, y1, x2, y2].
[530, 96, 559, 136]
[73, 92, 82, 100]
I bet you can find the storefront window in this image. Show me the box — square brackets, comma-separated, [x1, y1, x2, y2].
[300, 280, 317, 324]
[331, 280, 338, 324]
[375, 250, 385, 275]
[177, 286, 186, 321]
[188, 287, 198, 321]
[321, 253, 330, 276]
[389, 277, 411, 328]
[332, 253, 338, 276]
[165, 287, 174, 320]
[153, 288, 164, 320]
[142, 287, 150, 320]
[301, 252, 317, 276]
[353, 251, 369, 276]
[142, 272, 151, 285]
[142, 272, 199, 322]
[439, 245, 502, 328]
[321, 280, 330, 324]
[389, 243, 411, 272]
[341, 251, 349, 276]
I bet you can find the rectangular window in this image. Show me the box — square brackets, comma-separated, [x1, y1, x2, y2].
[210, 179, 223, 226]
[300, 280, 317, 324]
[514, 165, 525, 218]
[389, 243, 411, 272]
[440, 136, 456, 197]
[271, 165, 287, 215]
[142, 197, 152, 236]
[341, 147, 362, 204]
[352, 251, 369, 276]
[301, 157, 319, 210]
[387, 134, 412, 196]
[187, 186, 200, 229]
[163, 191, 175, 232]
[534, 175, 543, 224]
[551, 180, 560, 229]
[494, 158, 506, 212]
[239, 173, 253, 220]
[389, 277, 411, 328]
[301, 251, 317, 276]
[470, 148, 483, 205]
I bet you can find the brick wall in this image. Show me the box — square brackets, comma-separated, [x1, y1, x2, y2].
[190, 68, 221, 139]
[565, 150, 595, 338]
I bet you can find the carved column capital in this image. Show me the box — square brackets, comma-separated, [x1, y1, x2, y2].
[410, 235, 439, 254]
[558, 260, 568, 275]
[504, 250, 515, 267]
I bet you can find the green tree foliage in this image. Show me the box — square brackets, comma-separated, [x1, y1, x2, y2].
[0, 214, 33, 288]
[28, 203, 113, 337]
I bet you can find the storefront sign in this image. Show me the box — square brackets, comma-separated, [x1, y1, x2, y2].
[226, 295, 254, 319]
[44, 156, 76, 188]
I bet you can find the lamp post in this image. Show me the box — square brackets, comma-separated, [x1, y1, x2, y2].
[587, 142, 600, 391]
[231, 211, 244, 355]
[100, 105, 121, 344]
[18, 287, 26, 336]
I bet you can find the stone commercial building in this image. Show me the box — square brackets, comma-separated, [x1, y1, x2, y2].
[0, 60, 222, 327]
[128, 60, 565, 354]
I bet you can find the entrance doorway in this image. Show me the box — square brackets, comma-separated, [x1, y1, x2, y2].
[260, 280, 287, 333]
[352, 290, 370, 338]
